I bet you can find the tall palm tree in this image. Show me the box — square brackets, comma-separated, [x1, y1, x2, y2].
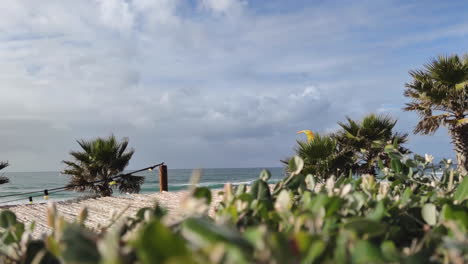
[404, 55, 468, 175]
[0, 161, 9, 184]
[335, 114, 409, 174]
[62, 135, 143, 196]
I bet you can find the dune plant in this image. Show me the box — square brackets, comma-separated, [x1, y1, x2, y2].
[404, 54, 468, 175]
[1, 147, 467, 263]
[62, 135, 143, 197]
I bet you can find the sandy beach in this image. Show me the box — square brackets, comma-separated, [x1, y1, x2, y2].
[4, 189, 224, 238]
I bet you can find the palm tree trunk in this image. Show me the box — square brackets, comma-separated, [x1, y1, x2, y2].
[450, 123, 468, 176]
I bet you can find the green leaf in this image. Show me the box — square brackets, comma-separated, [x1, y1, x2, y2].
[132, 219, 190, 264]
[308, 194, 328, 214]
[344, 218, 387, 238]
[23, 240, 60, 264]
[259, 169, 271, 181]
[250, 180, 272, 203]
[135, 204, 166, 220]
[381, 241, 399, 262]
[367, 201, 386, 221]
[325, 197, 342, 217]
[289, 156, 304, 175]
[441, 204, 468, 230]
[0, 210, 17, 228]
[454, 176, 468, 202]
[46, 236, 61, 258]
[391, 159, 402, 174]
[377, 159, 384, 170]
[193, 187, 212, 204]
[303, 240, 326, 264]
[60, 224, 101, 264]
[182, 218, 252, 253]
[352, 240, 385, 264]
[405, 159, 417, 168]
[235, 184, 247, 195]
[455, 81, 468, 90]
[400, 188, 412, 205]
[421, 203, 437, 226]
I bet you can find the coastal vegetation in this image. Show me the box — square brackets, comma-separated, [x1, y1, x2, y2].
[61, 135, 143, 197]
[0, 147, 466, 263]
[404, 54, 468, 175]
[292, 114, 408, 180]
[0, 161, 9, 185]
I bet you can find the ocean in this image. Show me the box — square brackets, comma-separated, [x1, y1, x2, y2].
[0, 167, 285, 206]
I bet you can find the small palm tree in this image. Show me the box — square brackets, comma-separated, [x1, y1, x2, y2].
[0, 161, 9, 184]
[294, 133, 353, 180]
[335, 114, 409, 174]
[404, 55, 468, 175]
[293, 114, 408, 179]
[62, 135, 143, 196]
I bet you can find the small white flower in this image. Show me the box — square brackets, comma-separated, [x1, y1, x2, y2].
[340, 184, 352, 197]
[447, 159, 452, 164]
[379, 182, 390, 196]
[425, 154, 434, 164]
[430, 181, 436, 187]
[401, 155, 409, 163]
[325, 176, 335, 194]
[235, 200, 248, 211]
[382, 167, 390, 175]
[361, 174, 375, 191]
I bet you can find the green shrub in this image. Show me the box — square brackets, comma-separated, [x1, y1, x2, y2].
[0, 147, 467, 263]
[292, 114, 409, 180]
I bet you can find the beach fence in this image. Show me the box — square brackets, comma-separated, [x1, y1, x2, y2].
[0, 162, 168, 206]
[159, 164, 168, 192]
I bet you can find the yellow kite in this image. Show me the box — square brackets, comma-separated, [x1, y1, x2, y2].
[297, 130, 315, 142]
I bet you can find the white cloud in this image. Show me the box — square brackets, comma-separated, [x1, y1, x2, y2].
[0, 0, 464, 170]
[96, 0, 135, 31]
[200, 0, 245, 14]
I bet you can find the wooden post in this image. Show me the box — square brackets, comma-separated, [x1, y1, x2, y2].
[159, 164, 168, 192]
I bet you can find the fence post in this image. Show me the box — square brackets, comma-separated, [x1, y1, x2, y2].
[159, 164, 168, 192]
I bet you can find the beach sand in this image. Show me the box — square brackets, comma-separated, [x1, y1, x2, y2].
[4, 189, 224, 238]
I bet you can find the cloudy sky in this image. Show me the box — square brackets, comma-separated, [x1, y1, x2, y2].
[1, 0, 468, 171]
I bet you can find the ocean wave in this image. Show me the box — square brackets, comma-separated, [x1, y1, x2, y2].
[166, 178, 282, 189]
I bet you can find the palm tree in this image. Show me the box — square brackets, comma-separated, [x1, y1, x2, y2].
[62, 135, 143, 196]
[293, 114, 408, 179]
[0, 161, 9, 184]
[294, 133, 353, 180]
[404, 55, 468, 175]
[334, 114, 409, 174]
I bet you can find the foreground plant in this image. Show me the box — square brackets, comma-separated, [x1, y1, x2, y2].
[0, 148, 467, 263]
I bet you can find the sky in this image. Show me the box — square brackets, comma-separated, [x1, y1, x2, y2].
[1, 0, 468, 171]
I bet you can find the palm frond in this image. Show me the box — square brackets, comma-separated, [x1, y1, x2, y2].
[117, 175, 145, 194]
[404, 54, 468, 133]
[62, 135, 137, 196]
[414, 114, 449, 135]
